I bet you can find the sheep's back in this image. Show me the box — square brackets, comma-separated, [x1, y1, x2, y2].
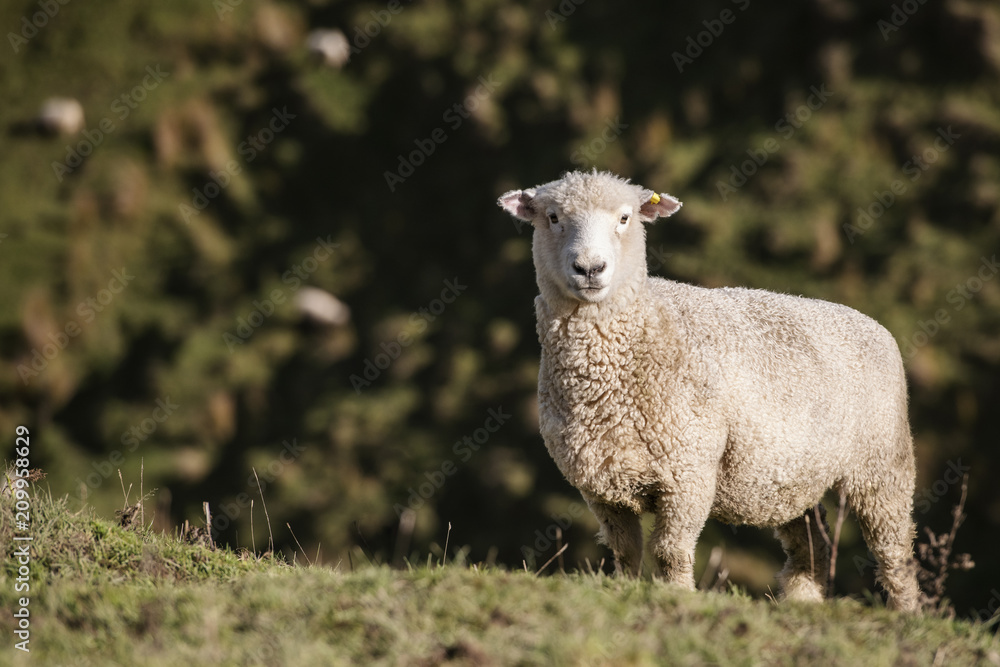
[648, 278, 909, 523]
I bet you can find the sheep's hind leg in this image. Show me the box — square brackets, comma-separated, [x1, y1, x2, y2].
[774, 505, 831, 603]
[584, 495, 643, 576]
[846, 479, 920, 612]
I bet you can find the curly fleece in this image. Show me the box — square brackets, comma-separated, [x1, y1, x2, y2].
[499, 170, 919, 611]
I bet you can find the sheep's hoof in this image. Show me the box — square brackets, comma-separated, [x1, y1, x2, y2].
[778, 573, 826, 603]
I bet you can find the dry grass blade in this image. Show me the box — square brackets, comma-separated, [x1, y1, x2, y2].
[287, 522, 313, 566]
[814, 505, 833, 552]
[829, 492, 847, 597]
[714, 567, 731, 593]
[805, 513, 815, 581]
[117, 469, 132, 508]
[252, 468, 274, 554]
[534, 543, 569, 576]
[698, 546, 724, 591]
[354, 522, 378, 566]
[556, 527, 565, 574]
[203, 501, 215, 549]
[443, 522, 452, 566]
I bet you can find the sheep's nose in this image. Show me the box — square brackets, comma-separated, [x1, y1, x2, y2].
[572, 261, 607, 278]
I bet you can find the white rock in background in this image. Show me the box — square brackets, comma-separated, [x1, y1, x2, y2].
[306, 29, 351, 68]
[38, 97, 85, 135]
[295, 286, 351, 326]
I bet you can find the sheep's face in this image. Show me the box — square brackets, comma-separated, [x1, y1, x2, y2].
[534, 201, 636, 304]
[498, 171, 682, 306]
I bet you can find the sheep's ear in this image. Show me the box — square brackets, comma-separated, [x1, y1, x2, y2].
[639, 192, 682, 222]
[497, 188, 537, 221]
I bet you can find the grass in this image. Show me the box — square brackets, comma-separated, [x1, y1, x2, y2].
[1, 487, 998, 666]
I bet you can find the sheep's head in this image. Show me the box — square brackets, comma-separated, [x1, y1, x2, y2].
[498, 171, 681, 307]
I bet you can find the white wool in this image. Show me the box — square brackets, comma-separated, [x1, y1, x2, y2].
[499, 170, 919, 611]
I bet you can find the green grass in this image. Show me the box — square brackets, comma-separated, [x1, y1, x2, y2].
[2, 489, 998, 666]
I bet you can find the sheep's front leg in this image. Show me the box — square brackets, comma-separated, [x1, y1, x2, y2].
[584, 495, 643, 576]
[649, 490, 714, 588]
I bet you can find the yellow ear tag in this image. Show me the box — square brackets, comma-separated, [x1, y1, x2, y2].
[650, 193, 661, 204]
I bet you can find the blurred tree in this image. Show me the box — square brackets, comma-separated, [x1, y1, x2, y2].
[1, 0, 997, 615]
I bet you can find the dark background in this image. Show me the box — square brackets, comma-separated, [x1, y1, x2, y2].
[2, 0, 998, 617]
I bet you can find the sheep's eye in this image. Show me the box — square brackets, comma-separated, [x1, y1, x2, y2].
[620, 214, 630, 225]
[548, 213, 559, 225]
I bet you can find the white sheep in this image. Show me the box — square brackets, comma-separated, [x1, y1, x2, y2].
[498, 170, 920, 611]
[37, 97, 84, 136]
[306, 29, 351, 68]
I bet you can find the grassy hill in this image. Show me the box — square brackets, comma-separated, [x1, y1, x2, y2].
[2, 488, 997, 666]
[2, 0, 999, 616]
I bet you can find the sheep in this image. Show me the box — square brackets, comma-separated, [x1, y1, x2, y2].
[294, 286, 351, 327]
[498, 170, 920, 612]
[306, 29, 351, 68]
[37, 98, 85, 136]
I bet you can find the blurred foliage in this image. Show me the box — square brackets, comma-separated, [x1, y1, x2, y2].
[1, 0, 998, 615]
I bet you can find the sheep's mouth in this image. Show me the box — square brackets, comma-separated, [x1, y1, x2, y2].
[568, 282, 609, 302]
